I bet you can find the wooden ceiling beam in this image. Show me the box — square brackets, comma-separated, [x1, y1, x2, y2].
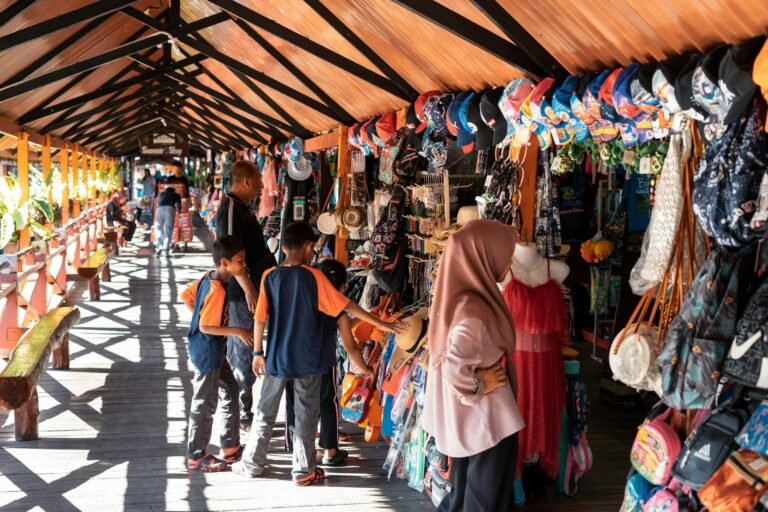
[303, 0, 418, 99]
[168, 95, 266, 145]
[208, 0, 411, 101]
[469, 0, 564, 77]
[391, 0, 547, 77]
[0, 0, 35, 27]
[0, 0, 139, 53]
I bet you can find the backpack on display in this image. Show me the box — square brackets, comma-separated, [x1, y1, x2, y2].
[620, 470, 661, 512]
[698, 448, 768, 512]
[723, 276, 768, 388]
[658, 245, 756, 410]
[672, 398, 751, 490]
[370, 186, 405, 270]
[630, 405, 682, 486]
[642, 479, 698, 512]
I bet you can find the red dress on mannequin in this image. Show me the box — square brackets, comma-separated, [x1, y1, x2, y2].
[503, 259, 568, 480]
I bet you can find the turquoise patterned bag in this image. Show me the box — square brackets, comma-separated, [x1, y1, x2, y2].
[737, 399, 768, 456]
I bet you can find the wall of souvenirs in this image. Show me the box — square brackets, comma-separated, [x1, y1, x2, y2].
[200, 36, 768, 511]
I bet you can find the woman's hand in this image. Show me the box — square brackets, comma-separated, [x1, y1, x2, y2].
[476, 363, 508, 395]
[377, 319, 407, 334]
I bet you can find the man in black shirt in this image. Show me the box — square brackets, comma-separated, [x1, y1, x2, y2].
[106, 193, 136, 242]
[155, 186, 182, 256]
[166, 160, 190, 194]
[215, 160, 276, 430]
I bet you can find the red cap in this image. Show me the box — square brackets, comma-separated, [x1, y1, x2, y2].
[415, 90, 441, 123]
[376, 112, 397, 142]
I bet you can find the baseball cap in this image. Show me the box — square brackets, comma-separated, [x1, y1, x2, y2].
[499, 78, 535, 138]
[415, 90, 441, 122]
[447, 92, 469, 137]
[653, 54, 693, 114]
[406, 103, 426, 134]
[692, 46, 730, 123]
[631, 63, 660, 117]
[552, 76, 589, 144]
[457, 91, 477, 153]
[467, 92, 493, 151]
[674, 54, 708, 121]
[530, 77, 555, 127]
[364, 116, 381, 157]
[723, 36, 765, 124]
[424, 94, 452, 139]
[287, 137, 304, 162]
[376, 112, 397, 143]
[480, 87, 508, 147]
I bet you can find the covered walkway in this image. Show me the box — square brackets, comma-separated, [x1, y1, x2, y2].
[0, 221, 641, 511]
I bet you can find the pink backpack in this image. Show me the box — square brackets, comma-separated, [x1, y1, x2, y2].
[643, 479, 698, 512]
[630, 407, 682, 485]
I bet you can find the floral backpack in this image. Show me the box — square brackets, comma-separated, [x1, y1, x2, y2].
[630, 405, 682, 486]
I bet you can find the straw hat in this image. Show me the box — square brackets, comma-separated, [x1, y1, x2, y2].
[456, 205, 479, 226]
[317, 212, 338, 235]
[389, 314, 428, 376]
[288, 155, 312, 181]
[341, 207, 366, 232]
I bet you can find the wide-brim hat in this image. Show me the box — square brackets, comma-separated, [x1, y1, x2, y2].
[317, 212, 338, 235]
[341, 207, 365, 232]
[287, 155, 312, 181]
[456, 205, 479, 226]
[389, 315, 428, 376]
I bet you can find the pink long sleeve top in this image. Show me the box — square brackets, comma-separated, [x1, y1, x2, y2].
[421, 317, 525, 458]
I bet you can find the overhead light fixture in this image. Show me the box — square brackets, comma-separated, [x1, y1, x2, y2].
[161, 118, 167, 127]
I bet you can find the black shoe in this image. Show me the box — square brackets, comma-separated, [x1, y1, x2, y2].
[322, 449, 348, 466]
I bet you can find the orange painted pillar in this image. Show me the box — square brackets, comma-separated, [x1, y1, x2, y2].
[72, 144, 80, 218]
[42, 135, 53, 229]
[518, 134, 539, 243]
[334, 125, 349, 266]
[61, 143, 70, 223]
[17, 131, 30, 250]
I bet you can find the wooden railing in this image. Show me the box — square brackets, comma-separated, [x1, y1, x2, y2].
[0, 204, 110, 358]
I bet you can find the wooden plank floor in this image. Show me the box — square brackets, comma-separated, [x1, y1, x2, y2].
[0, 220, 644, 511]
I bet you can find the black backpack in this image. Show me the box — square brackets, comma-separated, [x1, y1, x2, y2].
[672, 390, 755, 490]
[723, 276, 768, 388]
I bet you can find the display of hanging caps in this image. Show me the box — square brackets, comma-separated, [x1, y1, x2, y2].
[287, 137, 313, 181]
[541, 76, 566, 127]
[723, 36, 766, 125]
[480, 87, 508, 147]
[520, 86, 551, 149]
[317, 211, 339, 235]
[691, 46, 730, 123]
[424, 93, 453, 139]
[582, 70, 615, 142]
[631, 63, 661, 117]
[406, 103, 426, 134]
[529, 77, 556, 127]
[363, 116, 382, 157]
[376, 112, 397, 143]
[466, 92, 494, 151]
[369, 114, 388, 148]
[287, 137, 304, 161]
[352, 122, 371, 156]
[552, 77, 589, 144]
[341, 207, 366, 232]
[447, 92, 469, 138]
[570, 72, 598, 126]
[611, 65, 644, 145]
[389, 310, 429, 376]
[456, 91, 477, 153]
[652, 54, 691, 114]
[673, 53, 709, 121]
[415, 90, 441, 125]
[499, 78, 535, 138]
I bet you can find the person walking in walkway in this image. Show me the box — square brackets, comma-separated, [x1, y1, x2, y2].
[180, 236, 252, 472]
[215, 160, 276, 432]
[106, 193, 136, 242]
[155, 186, 182, 257]
[422, 220, 524, 512]
[166, 160, 190, 192]
[140, 168, 157, 224]
[233, 222, 398, 485]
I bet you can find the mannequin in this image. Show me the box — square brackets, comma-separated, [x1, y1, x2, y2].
[511, 242, 569, 286]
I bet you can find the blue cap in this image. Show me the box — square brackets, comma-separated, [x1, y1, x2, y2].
[457, 91, 477, 151]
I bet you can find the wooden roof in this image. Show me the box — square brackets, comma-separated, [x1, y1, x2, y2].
[0, 0, 765, 155]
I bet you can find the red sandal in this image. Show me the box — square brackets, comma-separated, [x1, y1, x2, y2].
[294, 467, 326, 486]
[187, 453, 228, 472]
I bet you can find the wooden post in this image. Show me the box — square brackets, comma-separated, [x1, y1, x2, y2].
[334, 125, 349, 266]
[61, 143, 69, 223]
[42, 135, 53, 229]
[17, 131, 30, 250]
[109, 158, 115, 198]
[90, 151, 97, 207]
[72, 144, 80, 218]
[14, 388, 39, 441]
[518, 134, 539, 243]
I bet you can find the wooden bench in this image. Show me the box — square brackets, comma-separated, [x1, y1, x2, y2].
[0, 307, 80, 441]
[101, 227, 125, 256]
[71, 246, 113, 301]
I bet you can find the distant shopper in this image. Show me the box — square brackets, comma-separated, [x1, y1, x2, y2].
[106, 193, 136, 242]
[180, 236, 251, 472]
[155, 186, 182, 257]
[140, 168, 157, 224]
[215, 160, 276, 432]
[166, 160, 190, 192]
[423, 220, 524, 512]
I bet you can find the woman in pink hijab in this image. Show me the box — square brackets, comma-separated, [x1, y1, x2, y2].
[422, 220, 524, 511]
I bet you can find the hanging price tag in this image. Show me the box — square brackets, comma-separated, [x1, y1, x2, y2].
[551, 156, 562, 171]
[484, 174, 493, 187]
[639, 157, 651, 174]
[622, 150, 636, 166]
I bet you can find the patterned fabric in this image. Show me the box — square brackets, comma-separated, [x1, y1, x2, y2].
[534, 151, 562, 257]
[723, 277, 768, 388]
[658, 246, 755, 410]
[737, 400, 768, 455]
[692, 100, 768, 247]
[378, 131, 405, 186]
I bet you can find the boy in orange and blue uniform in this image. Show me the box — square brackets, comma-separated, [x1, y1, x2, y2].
[233, 222, 397, 485]
[181, 236, 254, 472]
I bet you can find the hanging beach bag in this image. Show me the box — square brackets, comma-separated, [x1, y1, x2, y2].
[620, 470, 661, 512]
[698, 448, 768, 512]
[692, 99, 768, 248]
[630, 405, 682, 486]
[659, 245, 756, 410]
[723, 276, 768, 388]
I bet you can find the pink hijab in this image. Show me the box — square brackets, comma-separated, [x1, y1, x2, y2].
[428, 220, 517, 368]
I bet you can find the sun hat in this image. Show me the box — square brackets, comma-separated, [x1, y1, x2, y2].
[341, 207, 366, 232]
[480, 87, 508, 146]
[389, 313, 428, 377]
[317, 212, 338, 235]
[287, 155, 313, 181]
[456, 205, 479, 226]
